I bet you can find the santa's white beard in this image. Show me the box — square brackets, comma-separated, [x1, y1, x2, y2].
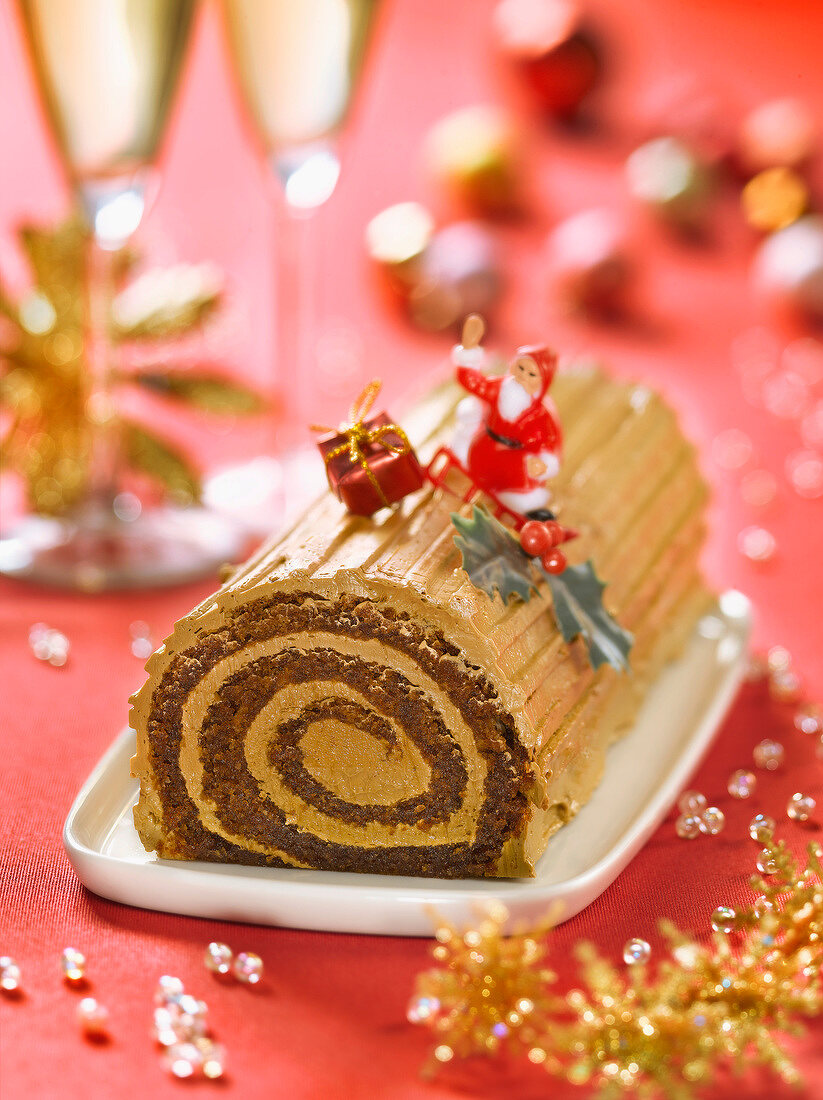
[497, 375, 534, 421]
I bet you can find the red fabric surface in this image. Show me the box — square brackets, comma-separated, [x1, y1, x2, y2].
[2, 1, 823, 1097]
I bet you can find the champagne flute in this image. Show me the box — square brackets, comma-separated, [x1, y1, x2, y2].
[213, 0, 380, 523]
[1, 0, 244, 589]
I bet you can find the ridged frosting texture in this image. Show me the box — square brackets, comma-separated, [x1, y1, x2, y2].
[131, 368, 710, 878]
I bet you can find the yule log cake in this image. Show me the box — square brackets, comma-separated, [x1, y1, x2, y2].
[131, 367, 711, 879]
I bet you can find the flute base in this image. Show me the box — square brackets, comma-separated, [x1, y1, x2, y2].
[0, 504, 249, 592]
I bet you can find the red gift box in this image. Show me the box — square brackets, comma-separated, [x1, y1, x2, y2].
[317, 410, 425, 517]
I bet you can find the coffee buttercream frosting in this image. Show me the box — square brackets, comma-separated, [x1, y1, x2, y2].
[131, 368, 711, 878]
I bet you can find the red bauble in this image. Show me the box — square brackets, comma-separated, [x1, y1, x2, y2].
[495, 0, 604, 120]
[520, 520, 551, 556]
[541, 548, 567, 574]
[546, 208, 633, 315]
[409, 221, 503, 332]
[544, 520, 563, 547]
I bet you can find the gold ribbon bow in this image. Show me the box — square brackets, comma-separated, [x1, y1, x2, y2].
[311, 379, 412, 509]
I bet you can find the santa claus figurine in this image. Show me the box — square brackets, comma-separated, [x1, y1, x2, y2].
[450, 314, 562, 519]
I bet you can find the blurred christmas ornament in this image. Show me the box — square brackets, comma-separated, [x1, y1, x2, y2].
[425, 105, 521, 216]
[493, 0, 603, 121]
[0, 219, 263, 517]
[741, 168, 808, 234]
[626, 136, 713, 231]
[545, 207, 633, 315]
[365, 202, 435, 299]
[754, 215, 823, 322]
[738, 97, 816, 177]
[409, 221, 502, 332]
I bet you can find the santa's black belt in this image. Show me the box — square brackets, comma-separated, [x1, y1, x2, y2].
[485, 427, 523, 449]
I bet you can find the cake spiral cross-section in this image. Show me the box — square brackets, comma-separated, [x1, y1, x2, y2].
[131, 369, 711, 878]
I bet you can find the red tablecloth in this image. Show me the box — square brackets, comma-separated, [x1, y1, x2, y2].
[2, 1, 823, 1097]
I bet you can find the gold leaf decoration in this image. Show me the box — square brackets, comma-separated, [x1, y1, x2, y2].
[410, 840, 823, 1096]
[123, 421, 201, 504]
[0, 219, 92, 514]
[129, 369, 265, 415]
[0, 218, 264, 516]
[111, 262, 223, 341]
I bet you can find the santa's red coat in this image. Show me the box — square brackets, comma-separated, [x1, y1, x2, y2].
[455, 367, 563, 494]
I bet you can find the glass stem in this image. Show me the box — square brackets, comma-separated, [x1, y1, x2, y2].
[85, 237, 123, 515]
[274, 197, 318, 448]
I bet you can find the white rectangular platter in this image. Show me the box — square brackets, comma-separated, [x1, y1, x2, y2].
[64, 591, 751, 937]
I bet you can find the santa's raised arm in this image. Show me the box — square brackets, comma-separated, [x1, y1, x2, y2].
[450, 314, 563, 520]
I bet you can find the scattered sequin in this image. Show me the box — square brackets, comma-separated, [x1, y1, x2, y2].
[232, 952, 263, 985]
[699, 807, 725, 835]
[711, 428, 753, 470]
[753, 894, 775, 917]
[29, 623, 70, 667]
[749, 814, 776, 842]
[795, 705, 823, 735]
[155, 975, 185, 1005]
[740, 469, 777, 507]
[738, 525, 776, 563]
[0, 956, 21, 994]
[711, 906, 737, 933]
[728, 770, 757, 799]
[753, 739, 785, 771]
[770, 669, 802, 703]
[165, 1042, 204, 1079]
[623, 939, 651, 965]
[678, 790, 707, 815]
[129, 621, 154, 660]
[675, 814, 702, 839]
[200, 1040, 226, 1080]
[61, 947, 86, 984]
[77, 997, 109, 1037]
[767, 646, 793, 674]
[787, 792, 816, 822]
[204, 942, 233, 976]
[434, 1045, 454, 1063]
[786, 449, 823, 498]
[153, 976, 226, 1082]
[756, 849, 779, 875]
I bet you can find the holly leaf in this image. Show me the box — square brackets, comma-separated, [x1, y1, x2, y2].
[127, 368, 265, 415]
[123, 421, 202, 503]
[543, 561, 633, 673]
[452, 506, 537, 603]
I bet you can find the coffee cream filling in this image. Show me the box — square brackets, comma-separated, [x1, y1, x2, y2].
[260, 682, 432, 807]
[178, 632, 489, 854]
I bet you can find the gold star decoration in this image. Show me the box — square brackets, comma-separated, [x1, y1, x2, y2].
[0, 218, 263, 516]
[410, 840, 823, 1096]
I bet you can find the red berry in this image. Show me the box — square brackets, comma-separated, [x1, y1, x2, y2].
[541, 549, 567, 574]
[544, 520, 563, 547]
[520, 520, 550, 556]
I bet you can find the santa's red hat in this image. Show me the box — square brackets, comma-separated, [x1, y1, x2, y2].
[513, 344, 557, 398]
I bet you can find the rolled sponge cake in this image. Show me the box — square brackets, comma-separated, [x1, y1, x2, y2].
[131, 367, 711, 878]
